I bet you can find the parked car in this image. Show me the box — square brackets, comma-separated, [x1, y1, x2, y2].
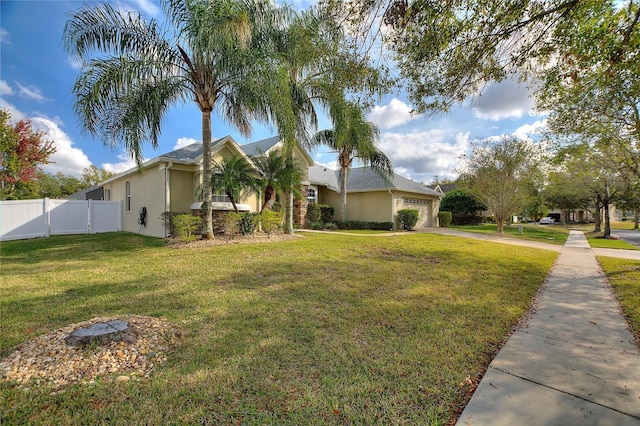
[539, 217, 556, 225]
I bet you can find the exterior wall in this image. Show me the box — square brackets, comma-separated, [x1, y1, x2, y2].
[346, 192, 393, 223]
[104, 164, 167, 238]
[316, 186, 441, 228]
[170, 169, 197, 213]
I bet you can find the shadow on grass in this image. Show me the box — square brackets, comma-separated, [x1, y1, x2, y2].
[1, 232, 557, 425]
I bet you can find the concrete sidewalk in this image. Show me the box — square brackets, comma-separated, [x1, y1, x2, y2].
[456, 231, 640, 425]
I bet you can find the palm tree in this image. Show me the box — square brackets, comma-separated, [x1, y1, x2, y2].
[63, 0, 286, 239]
[209, 155, 258, 214]
[252, 149, 305, 214]
[266, 7, 380, 232]
[314, 101, 393, 220]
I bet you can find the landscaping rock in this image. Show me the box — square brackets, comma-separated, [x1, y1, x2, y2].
[1, 315, 177, 390]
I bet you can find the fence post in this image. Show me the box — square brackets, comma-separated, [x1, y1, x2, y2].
[88, 199, 93, 234]
[44, 197, 51, 238]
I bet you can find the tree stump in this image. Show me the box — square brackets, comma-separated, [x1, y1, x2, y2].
[65, 320, 136, 347]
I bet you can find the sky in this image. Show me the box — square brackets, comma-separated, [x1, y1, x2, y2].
[1, 0, 547, 185]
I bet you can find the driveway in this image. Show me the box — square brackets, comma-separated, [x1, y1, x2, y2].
[611, 229, 640, 248]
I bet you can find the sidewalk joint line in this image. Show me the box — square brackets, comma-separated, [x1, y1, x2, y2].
[489, 366, 640, 420]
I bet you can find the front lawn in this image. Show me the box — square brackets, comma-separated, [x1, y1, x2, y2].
[450, 224, 570, 245]
[599, 257, 640, 343]
[1, 232, 557, 425]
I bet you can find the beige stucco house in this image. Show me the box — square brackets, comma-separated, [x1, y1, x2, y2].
[308, 164, 444, 228]
[100, 135, 313, 238]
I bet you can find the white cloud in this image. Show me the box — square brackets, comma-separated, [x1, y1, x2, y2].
[173, 137, 198, 150]
[1, 80, 13, 96]
[472, 79, 536, 121]
[31, 117, 93, 177]
[0, 27, 10, 44]
[1, 100, 26, 121]
[131, 0, 161, 16]
[512, 119, 548, 140]
[16, 83, 49, 103]
[102, 151, 138, 174]
[368, 98, 416, 129]
[116, 0, 160, 17]
[378, 130, 469, 183]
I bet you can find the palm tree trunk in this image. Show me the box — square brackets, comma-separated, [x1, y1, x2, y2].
[340, 166, 347, 221]
[201, 110, 214, 239]
[286, 191, 294, 234]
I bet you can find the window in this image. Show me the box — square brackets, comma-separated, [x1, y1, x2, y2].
[212, 191, 231, 203]
[105, 188, 111, 201]
[125, 181, 131, 212]
[307, 186, 317, 204]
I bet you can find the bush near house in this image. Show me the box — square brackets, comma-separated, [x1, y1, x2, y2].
[334, 220, 394, 231]
[260, 210, 283, 237]
[397, 209, 419, 231]
[305, 204, 335, 227]
[173, 214, 201, 242]
[451, 214, 484, 225]
[438, 211, 452, 227]
[305, 203, 321, 224]
[319, 204, 334, 224]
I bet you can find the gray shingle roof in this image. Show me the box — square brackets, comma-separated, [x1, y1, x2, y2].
[309, 164, 443, 196]
[159, 137, 224, 161]
[240, 136, 281, 157]
[159, 135, 281, 162]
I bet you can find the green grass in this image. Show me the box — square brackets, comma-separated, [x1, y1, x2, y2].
[598, 257, 640, 343]
[585, 232, 640, 250]
[450, 224, 570, 245]
[1, 232, 557, 425]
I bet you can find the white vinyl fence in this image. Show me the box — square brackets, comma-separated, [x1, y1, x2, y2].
[0, 198, 122, 241]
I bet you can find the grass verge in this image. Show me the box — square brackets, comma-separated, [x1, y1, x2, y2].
[585, 232, 640, 250]
[599, 257, 640, 344]
[450, 224, 569, 245]
[1, 232, 556, 425]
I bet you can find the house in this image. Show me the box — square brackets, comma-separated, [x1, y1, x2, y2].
[308, 164, 444, 228]
[100, 135, 444, 237]
[99, 135, 313, 238]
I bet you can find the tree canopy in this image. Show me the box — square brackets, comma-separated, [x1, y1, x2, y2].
[0, 110, 56, 200]
[458, 136, 543, 233]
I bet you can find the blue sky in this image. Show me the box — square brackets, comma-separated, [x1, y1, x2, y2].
[1, 0, 547, 184]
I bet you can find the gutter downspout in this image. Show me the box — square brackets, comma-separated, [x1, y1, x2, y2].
[389, 190, 394, 228]
[165, 162, 172, 238]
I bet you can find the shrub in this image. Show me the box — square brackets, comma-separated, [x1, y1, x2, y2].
[324, 222, 338, 230]
[319, 204, 334, 224]
[223, 212, 241, 238]
[333, 220, 394, 231]
[260, 210, 283, 237]
[160, 211, 184, 237]
[271, 202, 282, 212]
[451, 214, 484, 225]
[305, 203, 321, 225]
[173, 214, 201, 242]
[438, 211, 452, 227]
[239, 212, 259, 235]
[310, 222, 324, 230]
[397, 209, 419, 231]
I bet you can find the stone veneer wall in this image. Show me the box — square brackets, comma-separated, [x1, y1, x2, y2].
[294, 185, 309, 228]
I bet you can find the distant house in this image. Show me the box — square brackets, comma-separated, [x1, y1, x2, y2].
[308, 164, 444, 228]
[427, 183, 457, 194]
